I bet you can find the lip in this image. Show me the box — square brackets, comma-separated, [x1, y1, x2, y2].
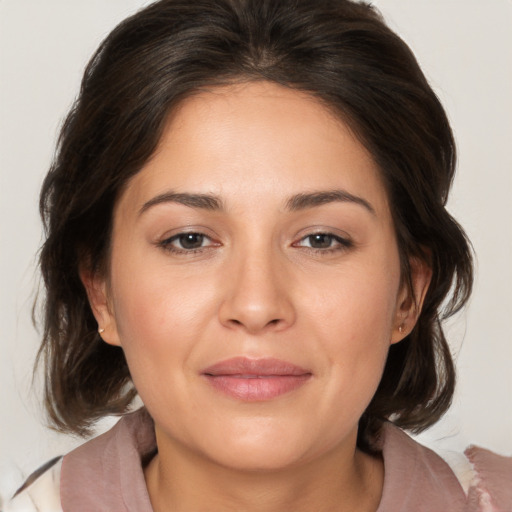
[202, 357, 312, 401]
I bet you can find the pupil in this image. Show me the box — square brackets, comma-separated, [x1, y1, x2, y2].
[310, 234, 332, 248]
[180, 233, 203, 249]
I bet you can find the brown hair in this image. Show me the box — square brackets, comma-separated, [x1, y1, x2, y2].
[37, 0, 473, 451]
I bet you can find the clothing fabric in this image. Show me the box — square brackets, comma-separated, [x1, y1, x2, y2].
[2, 458, 62, 512]
[4, 408, 512, 511]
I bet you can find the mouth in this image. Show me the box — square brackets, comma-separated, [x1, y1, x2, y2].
[202, 357, 312, 401]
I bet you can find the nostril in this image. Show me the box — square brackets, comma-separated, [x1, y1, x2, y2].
[227, 317, 283, 331]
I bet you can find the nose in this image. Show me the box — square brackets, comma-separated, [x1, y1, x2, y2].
[218, 249, 296, 334]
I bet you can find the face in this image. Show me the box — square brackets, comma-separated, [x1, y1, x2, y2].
[86, 81, 427, 471]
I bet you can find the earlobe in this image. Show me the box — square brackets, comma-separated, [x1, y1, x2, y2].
[391, 256, 432, 344]
[79, 267, 121, 347]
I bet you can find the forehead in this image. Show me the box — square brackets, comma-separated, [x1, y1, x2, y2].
[116, 81, 389, 217]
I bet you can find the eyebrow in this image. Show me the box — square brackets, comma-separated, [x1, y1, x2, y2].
[139, 189, 375, 216]
[285, 190, 375, 215]
[139, 192, 224, 216]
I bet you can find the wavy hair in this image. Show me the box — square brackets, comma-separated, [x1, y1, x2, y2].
[37, 0, 473, 451]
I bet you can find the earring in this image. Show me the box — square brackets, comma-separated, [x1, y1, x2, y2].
[398, 324, 405, 334]
[98, 327, 105, 334]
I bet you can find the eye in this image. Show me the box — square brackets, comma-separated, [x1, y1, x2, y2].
[158, 232, 217, 253]
[294, 233, 352, 252]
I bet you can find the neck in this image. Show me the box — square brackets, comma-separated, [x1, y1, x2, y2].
[144, 432, 383, 512]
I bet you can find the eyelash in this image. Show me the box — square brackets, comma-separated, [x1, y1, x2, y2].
[292, 233, 353, 254]
[157, 231, 353, 255]
[158, 232, 217, 254]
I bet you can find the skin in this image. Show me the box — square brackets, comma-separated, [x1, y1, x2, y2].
[83, 81, 431, 512]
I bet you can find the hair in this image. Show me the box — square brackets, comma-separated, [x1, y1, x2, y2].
[37, 0, 473, 451]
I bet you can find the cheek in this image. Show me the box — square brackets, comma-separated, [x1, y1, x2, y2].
[110, 238, 214, 334]
[308, 256, 400, 343]
[305, 256, 400, 411]
[108, 278, 197, 412]
[107, 250, 214, 386]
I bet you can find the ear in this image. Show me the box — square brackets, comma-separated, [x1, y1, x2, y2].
[80, 267, 121, 347]
[391, 256, 432, 344]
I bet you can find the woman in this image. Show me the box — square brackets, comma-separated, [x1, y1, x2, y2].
[4, 0, 511, 510]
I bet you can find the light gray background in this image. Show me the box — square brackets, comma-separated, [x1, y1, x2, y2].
[1, 0, 511, 494]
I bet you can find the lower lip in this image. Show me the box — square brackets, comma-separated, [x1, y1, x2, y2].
[204, 374, 311, 401]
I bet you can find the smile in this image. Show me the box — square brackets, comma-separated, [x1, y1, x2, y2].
[202, 357, 312, 401]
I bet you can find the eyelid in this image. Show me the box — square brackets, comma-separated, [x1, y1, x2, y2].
[156, 228, 221, 254]
[291, 229, 354, 252]
[292, 226, 352, 242]
[154, 226, 353, 256]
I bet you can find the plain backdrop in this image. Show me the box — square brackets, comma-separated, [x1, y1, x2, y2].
[1, 0, 511, 495]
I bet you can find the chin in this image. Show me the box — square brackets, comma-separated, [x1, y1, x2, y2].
[196, 420, 326, 472]
[209, 441, 308, 473]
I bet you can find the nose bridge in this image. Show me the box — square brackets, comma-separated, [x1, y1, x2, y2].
[219, 241, 295, 333]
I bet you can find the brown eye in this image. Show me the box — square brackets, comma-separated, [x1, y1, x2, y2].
[307, 234, 335, 249]
[294, 232, 353, 252]
[176, 233, 205, 249]
[158, 232, 215, 253]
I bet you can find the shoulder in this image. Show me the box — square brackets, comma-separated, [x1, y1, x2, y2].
[378, 423, 467, 511]
[379, 423, 512, 511]
[465, 445, 512, 512]
[60, 408, 155, 511]
[2, 457, 62, 512]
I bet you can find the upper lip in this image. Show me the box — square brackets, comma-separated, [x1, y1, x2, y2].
[202, 357, 311, 377]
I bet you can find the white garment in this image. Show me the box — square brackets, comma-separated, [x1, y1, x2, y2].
[1, 459, 62, 512]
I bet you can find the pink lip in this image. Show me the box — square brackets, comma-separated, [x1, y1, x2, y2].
[202, 357, 312, 401]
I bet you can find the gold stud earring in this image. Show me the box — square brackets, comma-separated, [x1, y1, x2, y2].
[98, 328, 105, 334]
